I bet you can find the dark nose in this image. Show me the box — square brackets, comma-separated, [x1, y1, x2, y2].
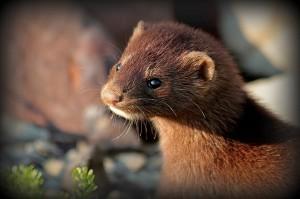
[101, 87, 123, 105]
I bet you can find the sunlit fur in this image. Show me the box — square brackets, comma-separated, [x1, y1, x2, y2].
[101, 21, 299, 198]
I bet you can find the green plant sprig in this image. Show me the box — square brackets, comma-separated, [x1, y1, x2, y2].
[7, 164, 44, 198]
[71, 166, 98, 199]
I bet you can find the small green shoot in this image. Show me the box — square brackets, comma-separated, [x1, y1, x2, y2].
[71, 166, 98, 198]
[7, 164, 44, 198]
[3, 164, 98, 198]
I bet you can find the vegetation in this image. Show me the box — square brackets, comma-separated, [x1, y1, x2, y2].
[71, 166, 98, 198]
[7, 164, 44, 198]
[4, 164, 97, 198]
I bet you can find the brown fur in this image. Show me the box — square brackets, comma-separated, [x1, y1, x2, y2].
[101, 21, 299, 197]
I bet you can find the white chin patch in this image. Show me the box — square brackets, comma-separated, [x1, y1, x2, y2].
[109, 106, 142, 120]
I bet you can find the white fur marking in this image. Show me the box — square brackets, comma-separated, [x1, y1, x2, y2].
[109, 106, 142, 120]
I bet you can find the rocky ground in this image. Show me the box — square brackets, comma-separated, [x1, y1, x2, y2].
[0, 114, 161, 198]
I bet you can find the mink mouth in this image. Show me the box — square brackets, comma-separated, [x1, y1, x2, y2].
[109, 105, 145, 120]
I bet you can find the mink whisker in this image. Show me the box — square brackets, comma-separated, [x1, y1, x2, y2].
[133, 97, 177, 117]
[112, 119, 133, 141]
[135, 105, 149, 139]
[175, 88, 207, 119]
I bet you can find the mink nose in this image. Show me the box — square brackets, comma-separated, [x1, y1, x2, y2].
[101, 88, 123, 105]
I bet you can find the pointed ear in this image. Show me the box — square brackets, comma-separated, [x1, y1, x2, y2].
[181, 51, 215, 81]
[129, 20, 147, 42]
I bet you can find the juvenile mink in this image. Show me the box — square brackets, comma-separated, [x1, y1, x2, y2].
[101, 21, 299, 198]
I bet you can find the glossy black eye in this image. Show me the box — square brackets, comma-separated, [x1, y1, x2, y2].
[115, 63, 121, 71]
[147, 78, 161, 89]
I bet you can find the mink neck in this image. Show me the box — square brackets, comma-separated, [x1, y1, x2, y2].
[151, 88, 246, 153]
[152, 93, 294, 147]
[154, 88, 247, 136]
[151, 115, 226, 161]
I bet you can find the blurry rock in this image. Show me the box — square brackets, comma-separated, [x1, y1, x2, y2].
[245, 72, 297, 125]
[1, 115, 49, 143]
[48, 126, 84, 153]
[1, 143, 45, 166]
[219, 2, 281, 80]
[232, 2, 298, 71]
[220, 2, 298, 81]
[44, 158, 65, 177]
[116, 153, 146, 172]
[2, 2, 117, 134]
[90, 144, 161, 198]
[145, 155, 162, 171]
[103, 157, 115, 174]
[30, 139, 62, 157]
[126, 170, 160, 190]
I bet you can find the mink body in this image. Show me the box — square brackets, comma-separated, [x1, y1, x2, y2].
[154, 97, 297, 198]
[101, 21, 299, 198]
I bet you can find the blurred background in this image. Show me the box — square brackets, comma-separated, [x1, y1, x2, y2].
[0, 1, 298, 198]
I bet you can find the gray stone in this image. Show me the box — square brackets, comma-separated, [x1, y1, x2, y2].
[115, 153, 146, 172]
[146, 155, 162, 171]
[30, 140, 62, 157]
[103, 157, 115, 174]
[1, 115, 49, 143]
[246, 73, 297, 125]
[1, 144, 45, 166]
[44, 158, 65, 177]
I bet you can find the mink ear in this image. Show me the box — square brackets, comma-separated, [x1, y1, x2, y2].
[181, 51, 215, 81]
[128, 20, 148, 42]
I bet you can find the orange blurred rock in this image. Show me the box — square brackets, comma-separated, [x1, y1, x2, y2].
[2, 2, 118, 134]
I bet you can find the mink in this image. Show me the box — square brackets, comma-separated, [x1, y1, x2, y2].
[101, 21, 299, 198]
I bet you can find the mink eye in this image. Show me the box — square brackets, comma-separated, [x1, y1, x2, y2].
[115, 63, 121, 71]
[147, 78, 161, 89]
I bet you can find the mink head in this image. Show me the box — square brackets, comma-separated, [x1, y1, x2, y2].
[101, 21, 245, 126]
